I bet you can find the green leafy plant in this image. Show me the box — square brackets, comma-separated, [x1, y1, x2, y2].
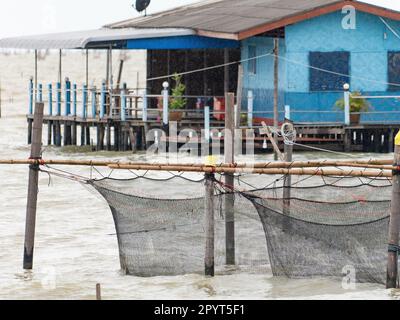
[170, 74, 187, 110]
[335, 91, 371, 113]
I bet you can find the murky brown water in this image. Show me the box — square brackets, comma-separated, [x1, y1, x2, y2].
[0, 50, 397, 300]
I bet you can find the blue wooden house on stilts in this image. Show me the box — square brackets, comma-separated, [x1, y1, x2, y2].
[2, 0, 400, 152]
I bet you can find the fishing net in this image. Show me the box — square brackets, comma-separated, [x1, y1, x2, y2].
[89, 173, 392, 284]
[247, 182, 391, 285]
[90, 174, 267, 277]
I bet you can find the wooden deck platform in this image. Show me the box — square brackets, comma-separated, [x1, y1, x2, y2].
[27, 115, 399, 154]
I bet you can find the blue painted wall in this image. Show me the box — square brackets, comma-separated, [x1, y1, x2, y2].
[242, 10, 400, 123]
[241, 37, 286, 118]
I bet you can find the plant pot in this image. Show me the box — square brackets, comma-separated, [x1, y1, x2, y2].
[350, 113, 360, 125]
[169, 111, 183, 122]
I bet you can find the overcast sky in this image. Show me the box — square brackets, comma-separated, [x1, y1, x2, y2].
[0, 0, 398, 38]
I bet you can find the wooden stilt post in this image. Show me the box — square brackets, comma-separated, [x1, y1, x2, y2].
[114, 124, 119, 151]
[205, 173, 215, 277]
[55, 121, 61, 147]
[225, 92, 235, 265]
[387, 131, 400, 288]
[81, 123, 85, 147]
[273, 38, 280, 161]
[106, 121, 112, 151]
[389, 129, 395, 153]
[86, 125, 91, 146]
[47, 120, 52, 146]
[96, 125, 100, 151]
[23, 102, 44, 270]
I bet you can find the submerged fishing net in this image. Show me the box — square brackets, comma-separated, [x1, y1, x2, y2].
[90, 173, 392, 284]
[91, 174, 267, 277]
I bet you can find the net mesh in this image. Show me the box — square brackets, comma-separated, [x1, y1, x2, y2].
[90, 173, 392, 284]
[92, 175, 267, 277]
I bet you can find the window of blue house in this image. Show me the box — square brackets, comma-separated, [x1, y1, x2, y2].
[248, 45, 257, 75]
[388, 52, 400, 91]
[309, 52, 350, 91]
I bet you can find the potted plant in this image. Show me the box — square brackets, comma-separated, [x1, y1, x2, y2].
[169, 73, 187, 121]
[335, 91, 371, 125]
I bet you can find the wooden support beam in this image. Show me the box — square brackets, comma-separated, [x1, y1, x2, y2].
[23, 102, 44, 270]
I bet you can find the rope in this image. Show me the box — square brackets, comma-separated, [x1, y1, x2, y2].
[290, 142, 361, 158]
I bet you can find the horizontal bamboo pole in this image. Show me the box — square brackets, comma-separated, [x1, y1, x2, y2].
[0, 158, 394, 169]
[107, 164, 392, 178]
[0, 158, 394, 177]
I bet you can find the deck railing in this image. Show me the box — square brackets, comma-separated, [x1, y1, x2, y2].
[28, 79, 400, 126]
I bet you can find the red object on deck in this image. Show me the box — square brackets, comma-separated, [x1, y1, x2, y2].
[253, 117, 284, 127]
[213, 97, 225, 121]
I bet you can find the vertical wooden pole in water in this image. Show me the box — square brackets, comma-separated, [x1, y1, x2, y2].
[273, 38, 279, 161]
[387, 132, 400, 288]
[106, 122, 112, 151]
[225, 92, 235, 265]
[96, 283, 102, 300]
[205, 173, 215, 277]
[283, 120, 294, 216]
[23, 102, 44, 270]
